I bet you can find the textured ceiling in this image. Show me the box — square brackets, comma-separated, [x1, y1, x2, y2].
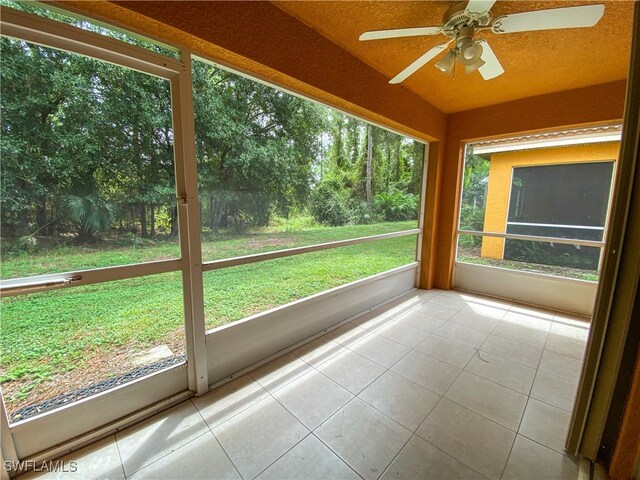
[274, 1, 633, 113]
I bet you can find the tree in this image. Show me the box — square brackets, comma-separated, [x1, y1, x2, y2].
[193, 62, 325, 232]
[1, 20, 426, 250]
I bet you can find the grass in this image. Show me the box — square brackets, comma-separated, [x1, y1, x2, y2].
[0, 221, 416, 411]
[0, 220, 414, 278]
[457, 250, 600, 282]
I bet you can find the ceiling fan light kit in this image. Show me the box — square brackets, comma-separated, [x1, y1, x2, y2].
[435, 50, 457, 76]
[359, 1, 606, 84]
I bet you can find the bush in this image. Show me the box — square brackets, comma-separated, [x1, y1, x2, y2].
[268, 214, 320, 232]
[308, 182, 349, 226]
[374, 191, 418, 221]
[458, 204, 485, 247]
[347, 201, 380, 225]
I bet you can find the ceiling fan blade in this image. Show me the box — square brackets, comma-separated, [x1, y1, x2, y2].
[465, 0, 497, 15]
[359, 26, 442, 41]
[492, 4, 605, 34]
[477, 40, 504, 80]
[389, 41, 452, 84]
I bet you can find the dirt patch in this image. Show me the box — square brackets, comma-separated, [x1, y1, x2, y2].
[2, 327, 186, 417]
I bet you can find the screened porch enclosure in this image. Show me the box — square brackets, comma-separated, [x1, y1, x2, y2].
[0, 0, 633, 476]
[0, 4, 426, 461]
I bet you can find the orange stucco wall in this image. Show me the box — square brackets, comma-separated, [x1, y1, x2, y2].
[480, 142, 620, 259]
[54, 2, 628, 290]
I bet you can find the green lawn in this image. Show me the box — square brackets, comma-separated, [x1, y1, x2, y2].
[0, 221, 416, 411]
[0, 221, 415, 278]
[456, 254, 599, 282]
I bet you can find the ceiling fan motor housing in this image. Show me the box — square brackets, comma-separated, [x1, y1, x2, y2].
[442, 1, 492, 37]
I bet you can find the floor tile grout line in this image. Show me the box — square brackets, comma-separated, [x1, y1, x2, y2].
[375, 428, 415, 480]
[308, 430, 365, 480]
[384, 363, 454, 400]
[279, 335, 401, 435]
[225, 370, 311, 480]
[206, 299, 576, 455]
[301, 338, 428, 479]
[485, 328, 548, 350]
[322, 310, 427, 380]
[518, 430, 577, 457]
[343, 328, 418, 368]
[499, 308, 561, 480]
[117, 401, 213, 477]
[192, 399, 246, 480]
[431, 392, 517, 480]
[309, 393, 414, 480]
[266, 363, 353, 433]
[192, 381, 274, 435]
[113, 433, 127, 480]
[211, 433, 244, 480]
[429, 329, 486, 350]
[357, 329, 441, 433]
[414, 407, 514, 480]
[418, 324, 532, 454]
[409, 341, 473, 371]
[197, 367, 313, 480]
[456, 367, 533, 399]
[122, 428, 213, 479]
[476, 342, 542, 369]
[410, 434, 492, 480]
[310, 396, 373, 478]
[248, 430, 313, 480]
[534, 366, 584, 387]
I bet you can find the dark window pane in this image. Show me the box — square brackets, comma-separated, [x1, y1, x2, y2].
[507, 162, 614, 241]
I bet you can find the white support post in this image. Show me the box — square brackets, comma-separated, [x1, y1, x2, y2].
[1, 396, 19, 477]
[171, 52, 208, 395]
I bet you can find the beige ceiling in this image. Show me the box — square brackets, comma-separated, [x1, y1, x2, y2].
[274, 1, 634, 113]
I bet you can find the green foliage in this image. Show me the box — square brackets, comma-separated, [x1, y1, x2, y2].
[459, 147, 489, 233]
[457, 233, 478, 249]
[347, 201, 380, 225]
[308, 181, 350, 226]
[0, 23, 425, 244]
[374, 191, 418, 222]
[504, 240, 600, 271]
[63, 194, 117, 239]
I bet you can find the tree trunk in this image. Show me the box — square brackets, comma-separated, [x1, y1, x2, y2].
[169, 206, 179, 238]
[36, 199, 47, 234]
[150, 204, 155, 237]
[140, 203, 147, 237]
[47, 204, 56, 236]
[366, 125, 373, 205]
[387, 148, 392, 194]
[209, 194, 216, 232]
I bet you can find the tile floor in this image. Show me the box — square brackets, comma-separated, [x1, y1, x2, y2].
[24, 289, 589, 480]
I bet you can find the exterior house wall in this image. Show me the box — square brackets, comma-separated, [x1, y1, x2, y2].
[480, 142, 620, 259]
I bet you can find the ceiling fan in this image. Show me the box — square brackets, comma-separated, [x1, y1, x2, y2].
[359, 1, 605, 83]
